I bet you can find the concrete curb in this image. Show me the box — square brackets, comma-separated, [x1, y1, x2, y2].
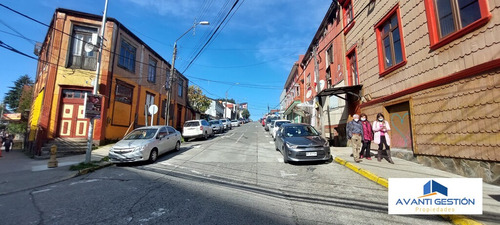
[334, 156, 482, 225]
[76, 162, 113, 176]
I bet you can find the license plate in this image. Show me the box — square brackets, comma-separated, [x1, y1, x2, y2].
[306, 152, 317, 157]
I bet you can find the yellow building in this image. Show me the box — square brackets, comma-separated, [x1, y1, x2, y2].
[29, 8, 192, 154]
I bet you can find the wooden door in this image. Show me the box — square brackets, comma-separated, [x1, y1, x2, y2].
[387, 101, 413, 151]
[59, 89, 90, 138]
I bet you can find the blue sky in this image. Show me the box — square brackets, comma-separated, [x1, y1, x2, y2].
[0, 0, 330, 120]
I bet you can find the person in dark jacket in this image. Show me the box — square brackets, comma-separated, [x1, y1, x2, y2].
[359, 113, 374, 160]
[346, 114, 363, 163]
[4, 135, 13, 152]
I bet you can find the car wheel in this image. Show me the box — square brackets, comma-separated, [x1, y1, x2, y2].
[149, 149, 158, 163]
[282, 149, 289, 163]
[175, 141, 181, 151]
[204, 132, 209, 140]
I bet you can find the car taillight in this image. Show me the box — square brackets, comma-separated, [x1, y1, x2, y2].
[200, 126, 203, 130]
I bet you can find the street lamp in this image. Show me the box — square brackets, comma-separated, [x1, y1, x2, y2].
[225, 83, 239, 119]
[165, 21, 210, 126]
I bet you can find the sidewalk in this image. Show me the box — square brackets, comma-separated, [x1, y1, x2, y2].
[331, 147, 500, 225]
[0, 145, 112, 195]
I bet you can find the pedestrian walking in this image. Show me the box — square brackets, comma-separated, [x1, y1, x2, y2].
[359, 113, 373, 160]
[373, 113, 394, 164]
[4, 135, 13, 152]
[346, 114, 363, 163]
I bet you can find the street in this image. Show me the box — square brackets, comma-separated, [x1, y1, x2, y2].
[0, 122, 449, 225]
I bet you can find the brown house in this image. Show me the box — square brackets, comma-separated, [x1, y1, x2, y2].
[340, 0, 499, 182]
[29, 8, 191, 154]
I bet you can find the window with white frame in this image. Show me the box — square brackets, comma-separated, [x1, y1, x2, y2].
[68, 25, 98, 70]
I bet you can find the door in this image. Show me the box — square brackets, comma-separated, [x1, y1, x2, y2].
[59, 89, 91, 138]
[386, 101, 413, 151]
[157, 126, 170, 153]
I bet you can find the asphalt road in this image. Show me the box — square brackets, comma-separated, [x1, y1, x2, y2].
[0, 122, 450, 224]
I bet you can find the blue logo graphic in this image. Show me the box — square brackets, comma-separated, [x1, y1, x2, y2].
[421, 180, 448, 198]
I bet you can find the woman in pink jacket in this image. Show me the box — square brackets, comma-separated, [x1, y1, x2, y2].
[372, 113, 394, 164]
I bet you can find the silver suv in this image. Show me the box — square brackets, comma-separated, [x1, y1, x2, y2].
[182, 119, 213, 141]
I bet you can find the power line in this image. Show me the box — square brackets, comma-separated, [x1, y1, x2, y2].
[181, 0, 240, 74]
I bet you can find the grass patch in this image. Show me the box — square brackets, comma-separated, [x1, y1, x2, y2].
[69, 162, 98, 171]
[101, 156, 110, 162]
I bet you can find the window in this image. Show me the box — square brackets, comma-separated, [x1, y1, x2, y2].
[342, 0, 355, 34]
[325, 45, 334, 67]
[146, 92, 155, 115]
[306, 74, 311, 87]
[118, 39, 136, 72]
[167, 126, 176, 134]
[177, 79, 184, 97]
[62, 89, 91, 99]
[424, 0, 491, 50]
[161, 99, 167, 119]
[346, 47, 359, 86]
[115, 81, 133, 104]
[375, 4, 407, 76]
[148, 57, 157, 83]
[68, 25, 98, 70]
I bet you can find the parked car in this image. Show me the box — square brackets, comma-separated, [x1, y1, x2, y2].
[265, 116, 278, 131]
[274, 123, 331, 163]
[108, 126, 181, 163]
[209, 120, 224, 134]
[231, 120, 240, 127]
[182, 119, 213, 141]
[220, 118, 232, 130]
[270, 120, 291, 139]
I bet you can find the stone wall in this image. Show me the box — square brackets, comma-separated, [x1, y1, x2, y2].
[391, 149, 499, 185]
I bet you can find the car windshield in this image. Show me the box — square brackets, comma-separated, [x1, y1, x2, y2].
[209, 121, 220, 125]
[185, 121, 200, 127]
[284, 125, 319, 137]
[232, 120, 238, 122]
[124, 129, 157, 140]
[275, 121, 290, 127]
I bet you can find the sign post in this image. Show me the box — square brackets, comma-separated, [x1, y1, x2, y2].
[148, 104, 158, 126]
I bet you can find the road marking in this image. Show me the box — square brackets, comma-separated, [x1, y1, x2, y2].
[69, 179, 99, 186]
[280, 170, 297, 178]
[269, 141, 274, 144]
[193, 145, 201, 148]
[191, 170, 201, 175]
[32, 189, 51, 194]
[236, 133, 244, 143]
[277, 158, 284, 163]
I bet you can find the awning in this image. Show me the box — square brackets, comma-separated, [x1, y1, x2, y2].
[316, 85, 362, 106]
[284, 100, 301, 115]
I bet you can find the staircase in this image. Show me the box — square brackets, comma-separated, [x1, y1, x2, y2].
[35, 138, 90, 159]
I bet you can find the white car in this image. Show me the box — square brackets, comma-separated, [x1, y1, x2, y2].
[182, 119, 213, 141]
[220, 118, 232, 130]
[231, 120, 240, 127]
[108, 126, 181, 163]
[271, 120, 291, 140]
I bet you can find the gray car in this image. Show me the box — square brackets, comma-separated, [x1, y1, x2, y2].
[109, 126, 181, 163]
[274, 123, 331, 163]
[209, 120, 224, 134]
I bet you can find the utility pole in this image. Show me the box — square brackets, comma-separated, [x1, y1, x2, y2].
[165, 42, 177, 126]
[85, 0, 108, 164]
[165, 21, 209, 126]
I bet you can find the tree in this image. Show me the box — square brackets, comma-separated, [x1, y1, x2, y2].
[4, 75, 33, 112]
[188, 85, 211, 113]
[241, 109, 250, 119]
[215, 98, 235, 104]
